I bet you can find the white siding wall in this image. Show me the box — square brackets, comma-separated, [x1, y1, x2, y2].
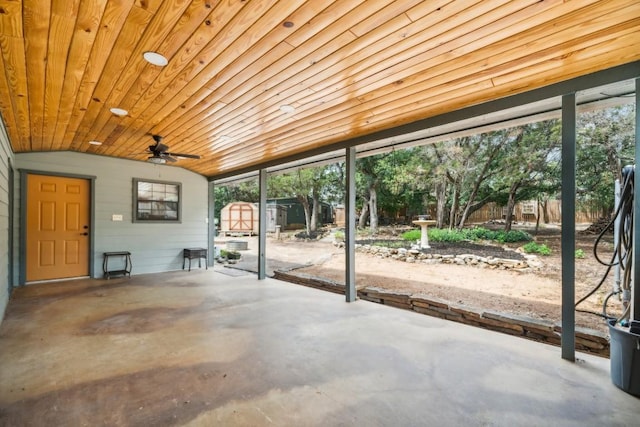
[0, 122, 14, 321]
[15, 152, 209, 278]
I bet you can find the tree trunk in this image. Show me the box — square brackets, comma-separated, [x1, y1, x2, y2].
[369, 185, 378, 234]
[358, 197, 369, 229]
[435, 181, 447, 228]
[542, 199, 550, 224]
[297, 195, 312, 236]
[504, 181, 521, 232]
[535, 199, 541, 234]
[310, 193, 319, 232]
[448, 182, 460, 230]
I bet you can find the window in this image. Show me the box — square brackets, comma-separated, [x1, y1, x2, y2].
[133, 179, 181, 222]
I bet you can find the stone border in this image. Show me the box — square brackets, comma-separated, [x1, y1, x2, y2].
[337, 242, 543, 271]
[273, 270, 610, 357]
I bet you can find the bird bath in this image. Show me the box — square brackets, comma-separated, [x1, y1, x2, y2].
[412, 218, 436, 249]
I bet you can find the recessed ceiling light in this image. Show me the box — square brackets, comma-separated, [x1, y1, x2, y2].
[143, 51, 168, 66]
[88, 140, 102, 146]
[283, 21, 294, 28]
[279, 104, 295, 113]
[110, 107, 128, 117]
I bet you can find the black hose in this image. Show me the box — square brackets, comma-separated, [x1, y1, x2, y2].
[577, 167, 634, 321]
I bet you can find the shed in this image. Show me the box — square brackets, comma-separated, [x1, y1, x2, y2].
[220, 202, 259, 236]
[266, 204, 287, 232]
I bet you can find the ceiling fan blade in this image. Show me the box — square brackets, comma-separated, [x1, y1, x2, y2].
[165, 152, 201, 159]
[163, 154, 178, 162]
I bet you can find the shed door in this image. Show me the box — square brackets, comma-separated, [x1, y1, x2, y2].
[229, 203, 254, 231]
[26, 175, 90, 281]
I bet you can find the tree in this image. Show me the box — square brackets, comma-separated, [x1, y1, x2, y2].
[489, 121, 561, 231]
[431, 131, 510, 230]
[576, 104, 635, 216]
[214, 180, 259, 223]
[268, 165, 340, 236]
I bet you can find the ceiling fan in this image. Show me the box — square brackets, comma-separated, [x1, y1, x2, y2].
[146, 134, 201, 164]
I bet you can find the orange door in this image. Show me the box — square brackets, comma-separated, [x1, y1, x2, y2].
[26, 175, 90, 281]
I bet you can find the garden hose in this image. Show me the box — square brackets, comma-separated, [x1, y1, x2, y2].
[577, 166, 634, 323]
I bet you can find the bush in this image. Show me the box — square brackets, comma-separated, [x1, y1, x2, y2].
[401, 226, 532, 244]
[428, 228, 467, 242]
[219, 249, 241, 260]
[334, 230, 344, 241]
[523, 241, 552, 256]
[401, 229, 421, 242]
[575, 248, 585, 259]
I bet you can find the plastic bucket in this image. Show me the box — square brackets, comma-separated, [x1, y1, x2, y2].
[608, 319, 640, 397]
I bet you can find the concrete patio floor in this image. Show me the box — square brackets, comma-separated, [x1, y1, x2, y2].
[0, 270, 638, 426]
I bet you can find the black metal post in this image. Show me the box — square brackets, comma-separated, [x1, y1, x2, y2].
[561, 93, 576, 361]
[258, 169, 267, 280]
[208, 182, 215, 267]
[633, 78, 640, 322]
[345, 147, 356, 302]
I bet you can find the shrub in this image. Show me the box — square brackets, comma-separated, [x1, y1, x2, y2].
[220, 249, 241, 260]
[575, 248, 585, 259]
[401, 229, 421, 242]
[428, 228, 467, 242]
[523, 241, 551, 256]
[334, 230, 344, 241]
[401, 226, 532, 244]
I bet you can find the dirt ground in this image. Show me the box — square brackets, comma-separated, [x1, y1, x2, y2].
[218, 224, 621, 334]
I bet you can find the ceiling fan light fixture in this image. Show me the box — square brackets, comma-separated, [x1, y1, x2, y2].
[279, 104, 295, 113]
[143, 51, 168, 67]
[88, 140, 102, 145]
[147, 157, 166, 165]
[110, 107, 128, 117]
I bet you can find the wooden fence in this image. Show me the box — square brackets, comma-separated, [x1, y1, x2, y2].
[466, 200, 605, 224]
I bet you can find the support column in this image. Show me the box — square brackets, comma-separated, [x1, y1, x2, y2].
[258, 169, 267, 280]
[561, 93, 576, 361]
[633, 78, 640, 322]
[208, 181, 216, 267]
[345, 147, 356, 302]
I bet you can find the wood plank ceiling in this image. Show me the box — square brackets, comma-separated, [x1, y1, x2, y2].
[0, 0, 639, 178]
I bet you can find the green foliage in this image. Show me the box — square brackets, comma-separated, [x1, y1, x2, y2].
[523, 242, 552, 256]
[219, 249, 241, 260]
[401, 227, 532, 244]
[490, 229, 533, 243]
[575, 248, 585, 259]
[401, 229, 422, 242]
[334, 231, 344, 241]
[576, 105, 635, 214]
[428, 228, 468, 242]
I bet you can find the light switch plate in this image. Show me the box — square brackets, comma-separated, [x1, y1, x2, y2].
[112, 214, 123, 221]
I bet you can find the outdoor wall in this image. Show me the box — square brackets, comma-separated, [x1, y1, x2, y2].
[15, 152, 208, 279]
[0, 122, 14, 322]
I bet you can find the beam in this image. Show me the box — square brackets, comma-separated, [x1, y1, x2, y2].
[561, 93, 576, 362]
[258, 169, 267, 280]
[345, 147, 356, 302]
